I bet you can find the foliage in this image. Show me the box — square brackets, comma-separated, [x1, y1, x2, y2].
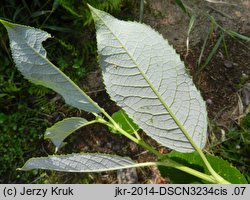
[1, 6, 245, 184]
[212, 114, 250, 181]
[1, 1, 248, 184]
[0, 0, 123, 183]
[0, 107, 49, 183]
[159, 151, 247, 184]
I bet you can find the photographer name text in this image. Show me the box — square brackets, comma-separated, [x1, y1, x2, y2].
[3, 186, 74, 197]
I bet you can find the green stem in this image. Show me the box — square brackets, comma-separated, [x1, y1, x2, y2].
[96, 114, 230, 184]
[118, 161, 217, 183]
[128, 160, 230, 184]
[98, 116, 161, 157]
[175, 123, 229, 183]
[139, 0, 144, 22]
[133, 130, 141, 140]
[156, 161, 217, 183]
[90, 5, 232, 183]
[141, 83, 229, 183]
[120, 111, 141, 140]
[96, 109, 231, 183]
[93, 89, 228, 183]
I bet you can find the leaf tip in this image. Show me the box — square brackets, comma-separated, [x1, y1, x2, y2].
[87, 4, 100, 19]
[0, 19, 14, 29]
[86, 3, 92, 9]
[87, 4, 96, 13]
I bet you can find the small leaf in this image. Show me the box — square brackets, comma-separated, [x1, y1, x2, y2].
[111, 109, 139, 134]
[45, 117, 92, 150]
[19, 153, 136, 172]
[89, 6, 207, 152]
[0, 19, 99, 113]
[159, 151, 248, 184]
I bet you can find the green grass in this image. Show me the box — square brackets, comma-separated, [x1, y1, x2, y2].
[173, 1, 250, 181]
[211, 114, 250, 182]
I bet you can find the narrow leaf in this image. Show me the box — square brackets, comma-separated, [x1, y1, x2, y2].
[186, 15, 196, 55]
[89, 6, 207, 152]
[45, 117, 92, 150]
[227, 30, 250, 42]
[199, 33, 223, 72]
[0, 20, 99, 113]
[175, 0, 187, 13]
[198, 24, 213, 66]
[187, 15, 196, 36]
[19, 153, 136, 172]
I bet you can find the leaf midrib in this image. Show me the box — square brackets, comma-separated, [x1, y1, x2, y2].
[93, 9, 195, 147]
[10, 22, 100, 113]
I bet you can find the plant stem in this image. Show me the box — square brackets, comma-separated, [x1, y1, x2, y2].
[117, 125, 159, 156]
[156, 161, 217, 183]
[120, 111, 141, 140]
[139, 0, 144, 22]
[173, 124, 230, 183]
[164, 109, 230, 183]
[118, 161, 218, 183]
[140, 83, 230, 183]
[96, 106, 229, 184]
[89, 5, 227, 182]
[96, 112, 230, 184]
[97, 114, 220, 183]
[96, 111, 161, 157]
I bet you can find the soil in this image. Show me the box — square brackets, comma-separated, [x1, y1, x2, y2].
[46, 0, 250, 183]
[144, 0, 250, 126]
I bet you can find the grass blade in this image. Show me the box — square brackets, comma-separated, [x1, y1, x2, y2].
[222, 35, 229, 59]
[199, 33, 224, 72]
[186, 15, 196, 55]
[139, 0, 144, 22]
[227, 30, 250, 42]
[198, 25, 213, 66]
[175, 0, 187, 13]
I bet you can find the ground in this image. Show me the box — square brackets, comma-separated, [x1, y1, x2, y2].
[52, 0, 250, 183]
[145, 0, 250, 122]
[6, 0, 249, 184]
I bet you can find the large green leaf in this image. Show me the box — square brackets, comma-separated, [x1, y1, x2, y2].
[19, 153, 136, 172]
[159, 151, 248, 184]
[45, 117, 92, 150]
[89, 6, 207, 152]
[0, 20, 99, 113]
